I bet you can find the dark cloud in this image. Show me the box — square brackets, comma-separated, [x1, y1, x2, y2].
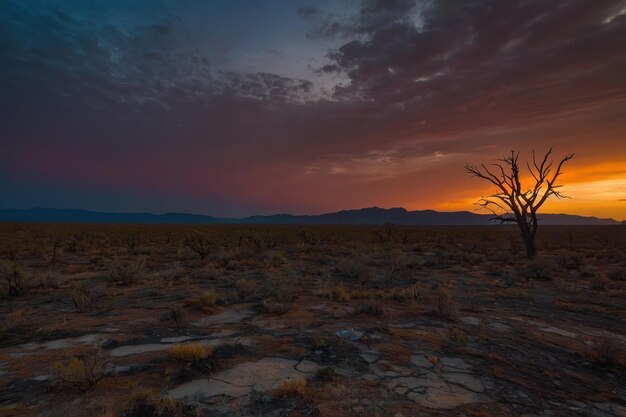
[323, 0, 626, 137]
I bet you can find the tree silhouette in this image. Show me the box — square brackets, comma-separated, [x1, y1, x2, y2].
[465, 148, 575, 259]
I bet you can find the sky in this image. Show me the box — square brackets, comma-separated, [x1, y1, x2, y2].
[1, 0, 625, 220]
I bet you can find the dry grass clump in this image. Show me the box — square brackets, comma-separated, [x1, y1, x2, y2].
[127, 391, 200, 417]
[258, 298, 289, 314]
[275, 378, 308, 400]
[315, 366, 338, 382]
[524, 259, 554, 281]
[262, 269, 297, 302]
[447, 327, 468, 349]
[331, 281, 350, 302]
[235, 278, 258, 299]
[349, 288, 370, 299]
[434, 288, 456, 320]
[199, 289, 217, 308]
[54, 347, 110, 392]
[354, 302, 383, 316]
[71, 282, 104, 311]
[309, 335, 328, 350]
[170, 342, 213, 362]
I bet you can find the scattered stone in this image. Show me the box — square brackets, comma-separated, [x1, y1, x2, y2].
[460, 316, 482, 326]
[296, 359, 319, 373]
[32, 375, 50, 382]
[193, 309, 255, 327]
[335, 329, 364, 341]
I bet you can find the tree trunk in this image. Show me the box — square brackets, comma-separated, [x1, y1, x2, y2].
[517, 225, 536, 259]
[524, 238, 536, 259]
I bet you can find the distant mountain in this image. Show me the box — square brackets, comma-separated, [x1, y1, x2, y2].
[0, 207, 620, 225]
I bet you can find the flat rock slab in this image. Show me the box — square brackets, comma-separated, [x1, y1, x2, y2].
[193, 309, 256, 327]
[20, 334, 104, 352]
[109, 343, 170, 357]
[109, 339, 218, 357]
[169, 357, 314, 400]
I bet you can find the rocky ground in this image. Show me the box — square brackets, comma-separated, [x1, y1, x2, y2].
[0, 224, 624, 416]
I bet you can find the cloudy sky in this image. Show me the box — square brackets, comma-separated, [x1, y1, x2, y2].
[1, 0, 625, 219]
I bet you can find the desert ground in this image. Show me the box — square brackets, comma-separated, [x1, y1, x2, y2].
[0, 223, 624, 417]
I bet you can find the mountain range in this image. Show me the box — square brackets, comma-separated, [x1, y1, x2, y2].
[0, 207, 621, 225]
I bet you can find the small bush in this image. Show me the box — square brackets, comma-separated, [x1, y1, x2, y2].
[71, 283, 104, 311]
[170, 342, 213, 362]
[309, 335, 328, 349]
[332, 281, 350, 302]
[447, 327, 468, 348]
[434, 288, 456, 320]
[127, 391, 200, 417]
[199, 290, 217, 308]
[235, 278, 257, 299]
[525, 259, 553, 281]
[355, 303, 383, 316]
[54, 348, 110, 392]
[161, 307, 187, 329]
[0, 259, 28, 297]
[275, 378, 307, 400]
[316, 366, 337, 382]
[557, 254, 582, 271]
[258, 298, 289, 314]
[109, 257, 145, 285]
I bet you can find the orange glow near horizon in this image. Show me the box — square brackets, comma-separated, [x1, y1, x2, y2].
[433, 160, 626, 221]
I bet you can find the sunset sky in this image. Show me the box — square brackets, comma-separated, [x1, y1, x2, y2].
[1, 0, 625, 220]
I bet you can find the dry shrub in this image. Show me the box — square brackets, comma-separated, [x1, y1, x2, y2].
[71, 282, 104, 311]
[235, 278, 258, 299]
[170, 342, 213, 362]
[447, 327, 468, 348]
[258, 298, 289, 314]
[0, 259, 29, 297]
[199, 289, 217, 308]
[557, 253, 582, 271]
[524, 259, 554, 281]
[109, 257, 145, 285]
[54, 347, 110, 392]
[309, 335, 328, 349]
[349, 288, 370, 299]
[315, 366, 337, 382]
[337, 258, 372, 283]
[275, 378, 308, 400]
[332, 281, 350, 302]
[262, 269, 297, 302]
[354, 303, 383, 316]
[38, 267, 61, 289]
[434, 288, 456, 320]
[161, 307, 187, 329]
[412, 281, 429, 304]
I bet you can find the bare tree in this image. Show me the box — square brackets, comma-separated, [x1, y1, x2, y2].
[465, 148, 575, 259]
